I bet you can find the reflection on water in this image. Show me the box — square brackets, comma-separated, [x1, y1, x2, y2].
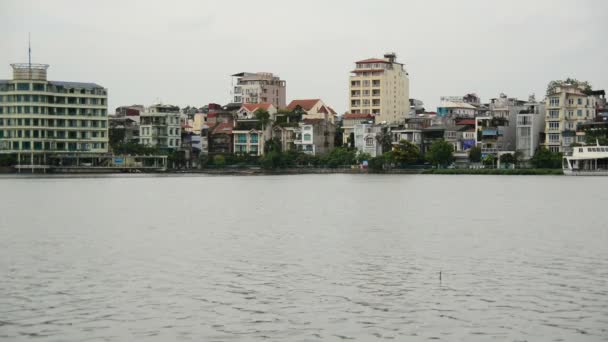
[1, 174, 607, 341]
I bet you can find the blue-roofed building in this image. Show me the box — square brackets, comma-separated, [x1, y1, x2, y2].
[0, 62, 108, 168]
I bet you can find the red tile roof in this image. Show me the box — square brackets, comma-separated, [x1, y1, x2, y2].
[211, 122, 233, 135]
[241, 103, 273, 112]
[356, 58, 390, 64]
[287, 99, 321, 111]
[456, 119, 476, 126]
[343, 113, 375, 120]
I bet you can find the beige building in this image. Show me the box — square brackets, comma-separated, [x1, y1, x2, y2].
[349, 53, 410, 124]
[139, 104, 182, 150]
[231, 72, 286, 108]
[0, 62, 108, 166]
[544, 84, 598, 153]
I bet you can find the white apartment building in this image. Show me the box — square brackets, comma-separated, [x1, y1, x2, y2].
[544, 84, 598, 153]
[0, 62, 108, 166]
[231, 72, 286, 108]
[354, 123, 382, 157]
[139, 104, 182, 150]
[516, 96, 546, 160]
[349, 53, 410, 125]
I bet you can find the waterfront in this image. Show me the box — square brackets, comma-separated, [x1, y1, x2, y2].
[1, 174, 607, 341]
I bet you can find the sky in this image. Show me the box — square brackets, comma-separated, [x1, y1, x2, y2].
[1, 0, 607, 113]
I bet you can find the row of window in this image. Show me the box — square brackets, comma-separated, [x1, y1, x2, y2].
[548, 109, 593, 118]
[234, 133, 260, 144]
[140, 127, 180, 136]
[0, 95, 105, 105]
[351, 80, 382, 87]
[0, 106, 107, 116]
[235, 145, 259, 154]
[0, 141, 105, 151]
[0, 83, 106, 95]
[351, 89, 382, 97]
[0, 118, 106, 128]
[140, 138, 181, 147]
[0, 129, 106, 139]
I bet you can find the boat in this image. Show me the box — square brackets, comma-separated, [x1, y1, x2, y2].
[563, 142, 608, 176]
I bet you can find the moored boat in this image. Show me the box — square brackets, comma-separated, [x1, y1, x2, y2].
[563, 143, 608, 176]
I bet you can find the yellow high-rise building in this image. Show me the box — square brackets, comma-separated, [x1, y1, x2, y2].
[349, 53, 410, 124]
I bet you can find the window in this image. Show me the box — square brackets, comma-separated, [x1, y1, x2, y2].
[577, 110, 582, 117]
[568, 99, 574, 105]
[577, 98, 582, 105]
[250, 134, 258, 144]
[548, 134, 560, 143]
[549, 122, 559, 130]
[17, 83, 30, 91]
[33, 83, 44, 91]
[549, 97, 559, 106]
[303, 133, 312, 142]
[365, 136, 374, 147]
[568, 110, 573, 117]
[362, 80, 370, 87]
[236, 134, 247, 143]
[548, 110, 559, 118]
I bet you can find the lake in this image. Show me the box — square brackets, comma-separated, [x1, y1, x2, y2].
[1, 174, 607, 341]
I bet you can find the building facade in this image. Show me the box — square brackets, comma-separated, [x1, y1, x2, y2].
[544, 84, 598, 153]
[139, 104, 182, 150]
[231, 72, 286, 108]
[516, 96, 546, 160]
[294, 119, 336, 155]
[349, 53, 410, 124]
[0, 63, 108, 166]
[354, 124, 382, 157]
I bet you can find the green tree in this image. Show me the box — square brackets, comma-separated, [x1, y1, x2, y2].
[499, 153, 515, 167]
[375, 130, 393, 153]
[254, 108, 271, 131]
[426, 140, 454, 168]
[212, 154, 226, 166]
[483, 154, 496, 167]
[547, 78, 592, 95]
[392, 140, 420, 165]
[584, 127, 608, 146]
[368, 155, 385, 172]
[469, 145, 482, 163]
[356, 151, 372, 164]
[323, 147, 356, 168]
[530, 147, 562, 169]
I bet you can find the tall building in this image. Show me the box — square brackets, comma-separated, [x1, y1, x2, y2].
[516, 95, 546, 160]
[139, 104, 182, 150]
[349, 53, 410, 124]
[544, 83, 600, 153]
[0, 62, 108, 165]
[231, 72, 286, 108]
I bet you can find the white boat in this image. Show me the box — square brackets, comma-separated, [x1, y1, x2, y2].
[563, 142, 608, 176]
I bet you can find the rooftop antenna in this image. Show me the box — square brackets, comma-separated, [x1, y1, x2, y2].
[28, 32, 32, 67]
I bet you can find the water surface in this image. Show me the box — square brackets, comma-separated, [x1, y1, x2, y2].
[1, 174, 607, 341]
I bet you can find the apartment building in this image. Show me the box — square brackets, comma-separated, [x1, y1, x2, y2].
[139, 104, 182, 150]
[349, 53, 410, 125]
[544, 84, 599, 153]
[231, 72, 286, 108]
[0, 62, 108, 166]
[516, 96, 546, 160]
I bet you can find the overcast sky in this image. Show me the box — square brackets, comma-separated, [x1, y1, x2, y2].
[1, 0, 607, 113]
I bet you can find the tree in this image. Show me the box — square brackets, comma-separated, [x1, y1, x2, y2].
[513, 150, 524, 166]
[212, 154, 225, 166]
[469, 145, 482, 163]
[323, 147, 356, 168]
[530, 147, 562, 169]
[499, 153, 515, 167]
[547, 78, 592, 95]
[368, 155, 385, 172]
[356, 151, 372, 164]
[483, 154, 496, 167]
[254, 108, 271, 131]
[375, 130, 393, 153]
[584, 127, 608, 146]
[392, 140, 420, 165]
[426, 140, 454, 168]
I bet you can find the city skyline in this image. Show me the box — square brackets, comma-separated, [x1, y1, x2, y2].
[1, 0, 607, 113]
